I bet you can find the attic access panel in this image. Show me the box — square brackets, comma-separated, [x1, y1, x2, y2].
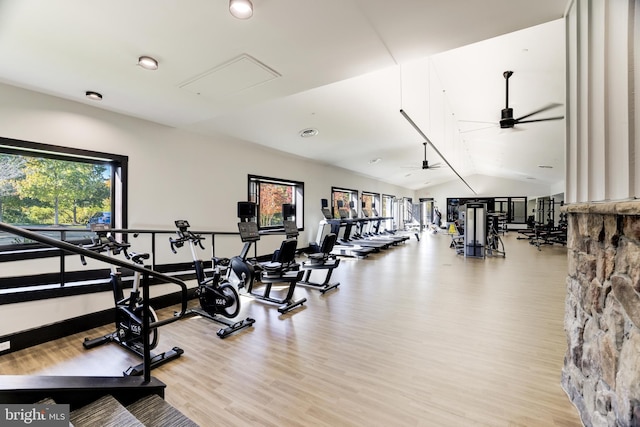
[180, 54, 281, 99]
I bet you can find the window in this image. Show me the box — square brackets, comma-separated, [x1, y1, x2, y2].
[331, 187, 358, 219]
[361, 192, 380, 217]
[248, 175, 304, 230]
[445, 196, 528, 225]
[381, 194, 394, 218]
[397, 197, 413, 228]
[0, 136, 127, 255]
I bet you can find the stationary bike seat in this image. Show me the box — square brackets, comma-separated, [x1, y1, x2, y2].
[212, 257, 230, 267]
[129, 252, 150, 265]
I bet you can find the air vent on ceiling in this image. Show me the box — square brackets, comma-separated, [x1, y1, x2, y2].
[299, 128, 318, 138]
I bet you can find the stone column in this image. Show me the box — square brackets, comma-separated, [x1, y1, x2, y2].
[562, 201, 640, 427]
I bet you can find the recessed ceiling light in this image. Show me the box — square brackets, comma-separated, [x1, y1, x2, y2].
[229, 0, 253, 19]
[299, 128, 318, 138]
[85, 91, 102, 101]
[538, 165, 553, 169]
[369, 158, 381, 164]
[138, 56, 158, 70]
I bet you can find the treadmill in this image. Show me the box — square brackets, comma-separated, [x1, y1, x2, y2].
[361, 208, 409, 243]
[335, 201, 390, 251]
[372, 207, 416, 241]
[350, 202, 405, 245]
[316, 201, 375, 258]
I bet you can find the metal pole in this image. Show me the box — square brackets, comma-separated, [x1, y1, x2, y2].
[399, 109, 477, 195]
[142, 271, 151, 383]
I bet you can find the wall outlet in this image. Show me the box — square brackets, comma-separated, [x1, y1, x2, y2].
[0, 341, 10, 352]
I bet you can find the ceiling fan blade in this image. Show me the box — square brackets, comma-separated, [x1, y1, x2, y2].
[459, 124, 497, 134]
[457, 120, 497, 124]
[422, 161, 447, 170]
[515, 115, 564, 124]
[514, 103, 562, 122]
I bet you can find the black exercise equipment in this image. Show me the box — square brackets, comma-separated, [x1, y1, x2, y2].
[353, 201, 407, 245]
[315, 199, 375, 258]
[298, 232, 341, 294]
[280, 204, 340, 294]
[485, 215, 506, 258]
[230, 202, 306, 314]
[336, 200, 390, 251]
[81, 224, 184, 376]
[169, 220, 255, 338]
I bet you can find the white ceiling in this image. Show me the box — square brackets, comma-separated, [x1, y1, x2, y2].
[0, 0, 567, 192]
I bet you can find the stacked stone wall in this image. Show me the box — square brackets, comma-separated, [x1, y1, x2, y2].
[563, 203, 640, 427]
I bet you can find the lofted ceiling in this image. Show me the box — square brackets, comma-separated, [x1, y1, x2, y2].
[0, 0, 567, 192]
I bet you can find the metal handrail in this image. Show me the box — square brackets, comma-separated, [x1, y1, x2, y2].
[0, 224, 291, 291]
[0, 221, 194, 382]
[0, 222, 188, 321]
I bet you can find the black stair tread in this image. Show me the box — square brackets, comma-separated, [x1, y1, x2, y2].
[126, 394, 199, 427]
[70, 394, 143, 427]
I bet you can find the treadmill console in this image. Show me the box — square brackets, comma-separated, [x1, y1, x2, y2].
[283, 220, 299, 238]
[238, 222, 260, 242]
[321, 208, 333, 220]
[174, 219, 190, 231]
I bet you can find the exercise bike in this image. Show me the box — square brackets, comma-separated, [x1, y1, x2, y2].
[229, 202, 306, 314]
[81, 224, 184, 376]
[170, 220, 255, 338]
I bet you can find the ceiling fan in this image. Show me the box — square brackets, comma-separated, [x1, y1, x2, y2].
[402, 142, 446, 170]
[499, 70, 564, 129]
[458, 70, 564, 133]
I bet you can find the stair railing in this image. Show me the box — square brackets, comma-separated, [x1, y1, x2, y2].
[0, 222, 189, 382]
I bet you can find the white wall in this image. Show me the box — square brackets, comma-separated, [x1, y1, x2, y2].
[0, 82, 416, 336]
[565, 0, 640, 203]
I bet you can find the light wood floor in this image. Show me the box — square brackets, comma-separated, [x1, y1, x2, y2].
[0, 231, 582, 426]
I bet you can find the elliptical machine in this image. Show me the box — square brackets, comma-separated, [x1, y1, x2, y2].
[82, 224, 184, 376]
[169, 220, 255, 338]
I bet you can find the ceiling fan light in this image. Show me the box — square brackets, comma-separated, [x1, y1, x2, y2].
[229, 0, 253, 19]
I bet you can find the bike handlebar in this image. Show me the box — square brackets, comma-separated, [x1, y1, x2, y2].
[169, 228, 205, 253]
[80, 234, 131, 265]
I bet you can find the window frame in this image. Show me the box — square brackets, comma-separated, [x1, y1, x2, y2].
[330, 187, 358, 219]
[445, 196, 528, 225]
[0, 136, 128, 261]
[361, 191, 380, 217]
[248, 174, 304, 231]
[381, 194, 395, 218]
